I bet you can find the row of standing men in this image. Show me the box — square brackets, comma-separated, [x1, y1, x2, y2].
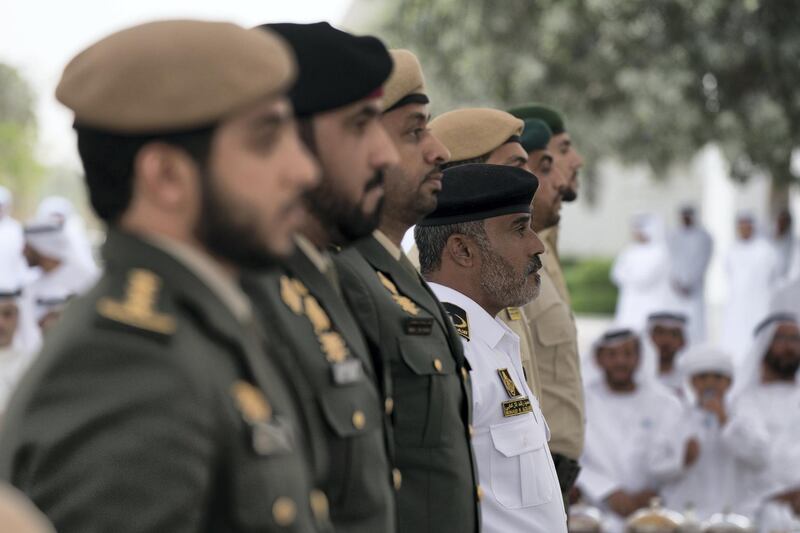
[0, 19, 586, 533]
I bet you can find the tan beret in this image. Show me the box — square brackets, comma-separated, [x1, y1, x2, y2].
[429, 108, 523, 162]
[56, 20, 296, 133]
[383, 49, 426, 111]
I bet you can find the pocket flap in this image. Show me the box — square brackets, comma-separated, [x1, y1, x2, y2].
[317, 385, 379, 438]
[397, 335, 454, 375]
[534, 304, 573, 346]
[490, 416, 546, 457]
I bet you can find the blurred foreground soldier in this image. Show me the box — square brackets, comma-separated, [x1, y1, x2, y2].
[513, 110, 585, 506]
[248, 22, 397, 533]
[427, 107, 543, 399]
[417, 164, 568, 532]
[728, 313, 800, 517]
[334, 50, 480, 533]
[644, 312, 688, 395]
[0, 20, 330, 532]
[666, 205, 713, 342]
[577, 329, 689, 533]
[661, 345, 749, 520]
[611, 213, 671, 331]
[721, 213, 781, 365]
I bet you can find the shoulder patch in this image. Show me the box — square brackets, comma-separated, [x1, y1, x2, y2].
[442, 302, 470, 341]
[96, 268, 176, 335]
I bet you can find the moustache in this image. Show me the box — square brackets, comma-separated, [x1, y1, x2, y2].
[424, 166, 443, 182]
[365, 171, 385, 192]
[526, 255, 543, 275]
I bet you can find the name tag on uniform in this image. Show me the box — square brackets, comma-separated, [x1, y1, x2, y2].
[404, 317, 434, 335]
[331, 359, 364, 385]
[502, 397, 534, 417]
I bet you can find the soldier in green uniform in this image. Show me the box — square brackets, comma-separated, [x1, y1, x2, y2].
[333, 49, 481, 533]
[0, 20, 330, 533]
[246, 22, 398, 533]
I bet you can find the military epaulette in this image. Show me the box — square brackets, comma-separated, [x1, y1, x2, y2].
[442, 302, 469, 341]
[96, 268, 176, 337]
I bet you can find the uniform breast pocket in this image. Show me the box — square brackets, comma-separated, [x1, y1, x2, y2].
[533, 302, 575, 380]
[394, 335, 456, 447]
[489, 416, 558, 509]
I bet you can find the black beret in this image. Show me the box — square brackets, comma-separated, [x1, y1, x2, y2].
[418, 164, 538, 226]
[261, 22, 392, 117]
[508, 104, 566, 135]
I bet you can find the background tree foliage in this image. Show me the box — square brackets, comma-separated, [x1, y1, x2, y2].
[367, 0, 800, 205]
[0, 63, 44, 209]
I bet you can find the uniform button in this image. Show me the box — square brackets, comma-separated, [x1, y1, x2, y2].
[272, 497, 297, 526]
[476, 485, 483, 502]
[433, 358, 443, 372]
[468, 424, 475, 438]
[384, 397, 394, 415]
[461, 367, 469, 382]
[309, 489, 329, 522]
[392, 468, 403, 490]
[352, 410, 366, 430]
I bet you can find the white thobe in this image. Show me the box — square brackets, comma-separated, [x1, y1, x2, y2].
[771, 274, 800, 317]
[0, 347, 34, 419]
[721, 238, 781, 366]
[26, 261, 98, 312]
[727, 384, 800, 517]
[666, 226, 713, 342]
[661, 404, 756, 520]
[772, 234, 796, 280]
[0, 217, 27, 285]
[611, 243, 671, 331]
[429, 283, 567, 533]
[578, 381, 686, 533]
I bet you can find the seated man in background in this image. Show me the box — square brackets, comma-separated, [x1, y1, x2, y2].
[577, 328, 690, 533]
[645, 311, 688, 395]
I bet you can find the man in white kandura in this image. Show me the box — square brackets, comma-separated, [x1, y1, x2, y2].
[415, 163, 567, 533]
[577, 328, 692, 533]
[666, 206, 712, 342]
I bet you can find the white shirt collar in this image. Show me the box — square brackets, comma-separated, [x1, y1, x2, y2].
[427, 282, 516, 349]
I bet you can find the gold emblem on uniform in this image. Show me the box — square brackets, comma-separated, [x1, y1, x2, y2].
[97, 269, 176, 334]
[506, 307, 522, 321]
[291, 278, 309, 296]
[442, 302, 470, 341]
[497, 368, 522, 398]
[304, 295, 331, 333]
[319, 331, 349, 363]
[501, 397, 533, 417]
[272, 497, 297, 526]
[394, 295, 419, 316]
[231, 380, 272, 423]
[377, 271, 399, 294]
[280, 276, 304, 315]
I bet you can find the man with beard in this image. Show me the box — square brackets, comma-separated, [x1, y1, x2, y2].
[416, 163, 568, 533]
[644, 312, 688, 395]
[333, 50, 479, 533]
[726, 313, 800, 518]
[246, 23, 398, 533]
[0, 21, 329, 533]
[577, 329, 690, 533]
[424, 108, 543, 400]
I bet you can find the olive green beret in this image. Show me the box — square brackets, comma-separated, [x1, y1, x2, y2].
[507, 104, 565, 135]
[383, 49, 428, 112]
[429, 108, 523, 163]
[520, 118, 553, 153]
[57, 20, 296, 133]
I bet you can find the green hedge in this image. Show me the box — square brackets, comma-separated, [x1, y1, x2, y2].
[561, 257, 617, 315]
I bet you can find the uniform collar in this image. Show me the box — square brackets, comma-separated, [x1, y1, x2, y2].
[372, 230, 403, 261]
[427, 282, 514, 349]
[294, 234, 333, 275]
[144, 234, 252, 323]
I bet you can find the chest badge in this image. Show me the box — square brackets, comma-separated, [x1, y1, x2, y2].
[497, 368, 533, 418]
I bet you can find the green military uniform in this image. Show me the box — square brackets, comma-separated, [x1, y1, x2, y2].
[245, 238, 395, 533]
[0, 231, 330, 533]
[334, 232, 480, 533]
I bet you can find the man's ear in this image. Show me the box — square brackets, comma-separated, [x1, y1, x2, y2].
[446, 233, 478, 268]
[133, 142, 199, 212]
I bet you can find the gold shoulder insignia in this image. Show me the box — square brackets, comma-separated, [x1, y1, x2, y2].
[280, 276, 304, 315]
[395, 295, 420, 316]
[319, 331, 349, 363]
[506, 307, 522, 321]
[442, 302, 469, 341]
[97, 269, 176, 334]
[231, 380, 272, 423]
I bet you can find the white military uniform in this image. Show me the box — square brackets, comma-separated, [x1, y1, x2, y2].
[429, 282, 567, 533]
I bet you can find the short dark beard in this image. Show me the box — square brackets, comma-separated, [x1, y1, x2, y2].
[194, 169, 277, 270]
[562, 187, 577, 202]
[304, 170, 384, 245]
[764, 350, 800, 380]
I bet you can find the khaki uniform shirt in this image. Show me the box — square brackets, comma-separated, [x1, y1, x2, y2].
[522, 227, 585, 460]
[498, 307, 542, 400]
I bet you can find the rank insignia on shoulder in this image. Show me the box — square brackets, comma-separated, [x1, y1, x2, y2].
[497, 368, 522, 398]
[97, 269, 176, 335]
[506, 307, 522, 321]
[231, 380, 273, 423]
[304, 295, 332, 334]
[442, 302, 469, 341]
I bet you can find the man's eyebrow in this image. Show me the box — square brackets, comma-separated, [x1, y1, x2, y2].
[508, 155, 528, 166]
[404, 111, 428, 127]
[347, 103, 382, 123]
[247, 109, 290, 131]
[510, 214, 531, 227]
